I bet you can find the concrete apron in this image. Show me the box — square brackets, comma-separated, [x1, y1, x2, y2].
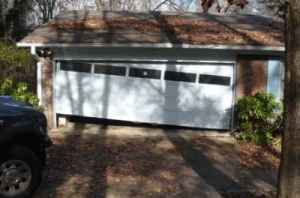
[48, 123, 276, 198]
[55, 123, 232, 139]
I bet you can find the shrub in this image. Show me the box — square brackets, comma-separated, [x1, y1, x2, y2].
[0, 42, 33, 66]
[236, 92, 282, 145]
[0, 78, 39, 109]
[0, 42, 36, 91]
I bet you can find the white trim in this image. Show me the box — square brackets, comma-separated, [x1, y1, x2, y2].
[231, 61, 237, 130]
[17, 42, 285, 52]
[53, 58, 236, 65]
[52, 60, 57, 128]
[37, 61, 43, 106]
[30, 46, 37, 55]
[56, 60, 236, 73]
[125, 66, 130, 78]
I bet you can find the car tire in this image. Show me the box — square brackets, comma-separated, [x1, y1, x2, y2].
[0, 145, 42, 198]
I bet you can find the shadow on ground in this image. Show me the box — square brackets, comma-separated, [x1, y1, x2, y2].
[34, 122, 279, 198]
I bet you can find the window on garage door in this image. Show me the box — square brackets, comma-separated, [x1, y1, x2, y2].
[199, 74, 231, 86]
[60, 61, 92, 73]
[164, 71, 196, 83]
[129, 68, 161, 80]
[94, 65, 126, 76]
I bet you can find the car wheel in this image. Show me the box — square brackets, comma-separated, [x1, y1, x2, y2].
[0, 145, 42, 198]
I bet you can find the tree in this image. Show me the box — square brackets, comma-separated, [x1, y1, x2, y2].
[196, 0, 285, 17]
[0, 0, 57, 36]
[93, 0, 195, 12]
[31, 0, 94, 24]
[94, 0, 141, 11]
[263, 0, 286, 18]
[0, 0, 30, 41]
[277, 0, 300, 197]
[0, 1, 4, 38]
[30, 0, 57, 23]
[199, 0, 248, 13]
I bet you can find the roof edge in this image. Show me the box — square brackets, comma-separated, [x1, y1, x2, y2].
[17, 42, 285, 52]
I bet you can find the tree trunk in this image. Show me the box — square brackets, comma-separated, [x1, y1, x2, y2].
[278, 0, 300, 197]
[95, 0, 103, 10]
[0, 1, 3, 38]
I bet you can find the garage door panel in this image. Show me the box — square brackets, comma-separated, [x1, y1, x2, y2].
[55, 62, 234, 129]
[125, 79, 164, 94]
[196, 65, 233, 75]
[159, 108, 228, 129]
[87, 76, 165, 121]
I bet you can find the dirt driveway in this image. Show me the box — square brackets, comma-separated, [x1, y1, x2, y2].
[33, 123, 279, 198]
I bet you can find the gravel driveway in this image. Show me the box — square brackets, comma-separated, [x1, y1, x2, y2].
[33, 123, 279, 198]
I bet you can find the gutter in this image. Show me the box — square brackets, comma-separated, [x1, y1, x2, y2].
[17, 42, 285, 52]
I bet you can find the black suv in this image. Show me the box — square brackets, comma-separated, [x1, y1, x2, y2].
[0, 96, 52, 198]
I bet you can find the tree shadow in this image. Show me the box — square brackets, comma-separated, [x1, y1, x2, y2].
[46, 11, 110, 197]
[206, 15, 283, 46]
[152, 11, 183, 45]
[152, 12, 276, 197]
[34, 123, 108, 198]
[165, 133, 277, 197]
[34, 120, 278, 198]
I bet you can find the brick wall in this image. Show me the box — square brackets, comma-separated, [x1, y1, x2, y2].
[233, 55, 269, 128]
[40, 57, 54, 129]
[236, 56, 268, 98]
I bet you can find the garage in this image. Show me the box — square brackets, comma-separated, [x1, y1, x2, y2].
[17, 11, 285, 129]
[55, 61, 234, 129]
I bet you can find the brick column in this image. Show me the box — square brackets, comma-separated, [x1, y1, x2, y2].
[233, 56, 269, 128]
[39, 57, 54, 129]
[236, 56, 268, 98]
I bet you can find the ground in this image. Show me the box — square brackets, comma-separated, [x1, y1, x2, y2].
[33, 123, 280, 198]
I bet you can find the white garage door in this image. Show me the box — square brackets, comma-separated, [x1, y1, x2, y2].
[55, 61, 234, 129]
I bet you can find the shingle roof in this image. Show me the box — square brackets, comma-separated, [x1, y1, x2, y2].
[20, 11, 284, 47]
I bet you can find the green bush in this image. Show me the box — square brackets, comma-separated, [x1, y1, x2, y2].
[0, 78, 39, 108]
[0, 42, 34, 66]
[236, 92, 282, 145]
[0, 42, 36, 91]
